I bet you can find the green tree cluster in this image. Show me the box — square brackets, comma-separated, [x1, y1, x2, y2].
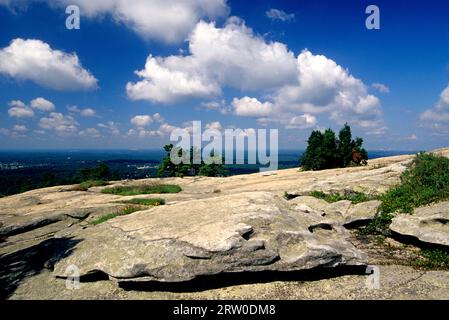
[300, 123, 368, 171]
[157, 144, 227, 178]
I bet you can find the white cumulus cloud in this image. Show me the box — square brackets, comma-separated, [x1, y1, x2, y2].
[30, 97, 55, 111]
[265, 9, 295, 22]
[67, 106, 96, 117]
[13, 124, 28, 132]
[39, 112, 79, 136]
[131, 115, 153, 127]
[0, 38, 97, 90]
[79, 127, 101, 138]
[273, 50, 383, 130]
[371, 83, 390, 93]
[98, 121, 120, 135]
[8, 100, 34, 118]
[126, 18, 297, 103]
[232, 97, 274, 117]
[420, 84, 449, 130]
[0, 0, 229, 43]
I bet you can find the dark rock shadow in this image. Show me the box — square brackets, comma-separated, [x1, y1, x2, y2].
[390, 231, 449, 252]
[119, 265, 368, 293]
[0, 237, 81, 300]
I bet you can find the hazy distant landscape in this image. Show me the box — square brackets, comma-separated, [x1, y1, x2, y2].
[0, 149, 418, 197]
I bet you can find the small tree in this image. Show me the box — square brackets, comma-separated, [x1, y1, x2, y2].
[157, 144, 227, 177]
[300, 123, 368, 171]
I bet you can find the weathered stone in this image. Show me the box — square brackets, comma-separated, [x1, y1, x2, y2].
[53, 192, 366, 283]
[288, 196, 381, 227]
[390, 201, 449, 247]
[1, 148, 449, 299]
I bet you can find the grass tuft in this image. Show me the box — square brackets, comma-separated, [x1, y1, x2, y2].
[89, 206, 141, 225]
[412, 249, 449, 270]
[71, 180, 108, 191]
[101, 184, 181, 196]
[309, 190, 378, 204]
[119, 198, 165, 206]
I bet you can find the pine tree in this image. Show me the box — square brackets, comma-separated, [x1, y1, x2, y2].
[300, 124, 368, 171]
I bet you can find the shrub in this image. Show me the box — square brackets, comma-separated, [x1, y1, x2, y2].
[101, 184, 181, 196]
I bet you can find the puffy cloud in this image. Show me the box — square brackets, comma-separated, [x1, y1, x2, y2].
[126, 18, 384, 133]
[420, 84, 449, 131]
[126, 55, 220, 103]
[226, 50, 383, 132]
[8, 100, 34, 118]
[265, 9, 295, 22]
[205, 121, 222, 131]
[188, 18, 297, 90]
[0, 0, 229, 43]
[272, 50, 383, 130]
[285, 114, 317, 129]
[365, 126, 388, 136]
[231, 97, 274, 117]
[79, 128, 101, 138]
[30, 97, 55, 111]
[67, 106, 96, 117]
[126, 18, 297, 103]
[13, 124, 28, 132]
[371, 83, 390, 93]
[0, 39, 97, 90]
[98, 121, 120, 135]
[129, 121, 180, 138]
[131, 115, 153, 127]
[80, 108, 96, 117]
[257, 113, 317, 130]
[200, 100, 229, 114]
[39, 112, 79, 135]
[405, 134, 418, 141]
[153, 113, 165, 123]
[201, 100, 223, 110]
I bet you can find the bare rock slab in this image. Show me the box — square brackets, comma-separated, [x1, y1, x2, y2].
[289, 196, 381, 227]
[390, 201, 449, 247]
[53, 192, 366, 283]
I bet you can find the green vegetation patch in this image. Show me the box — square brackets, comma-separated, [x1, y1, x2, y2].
[361, 152, 449, 234]
[119, 198, 165, 206]
[412, 249, 449, 270]
[71, 180, 109, 191]
[102, 184, 181, 196]
[309, 190, 379, 204]
[380, 152, 449, 214]
[89, 206, 141, 225]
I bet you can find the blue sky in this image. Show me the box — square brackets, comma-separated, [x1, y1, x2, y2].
[1, 0, 449, 150]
